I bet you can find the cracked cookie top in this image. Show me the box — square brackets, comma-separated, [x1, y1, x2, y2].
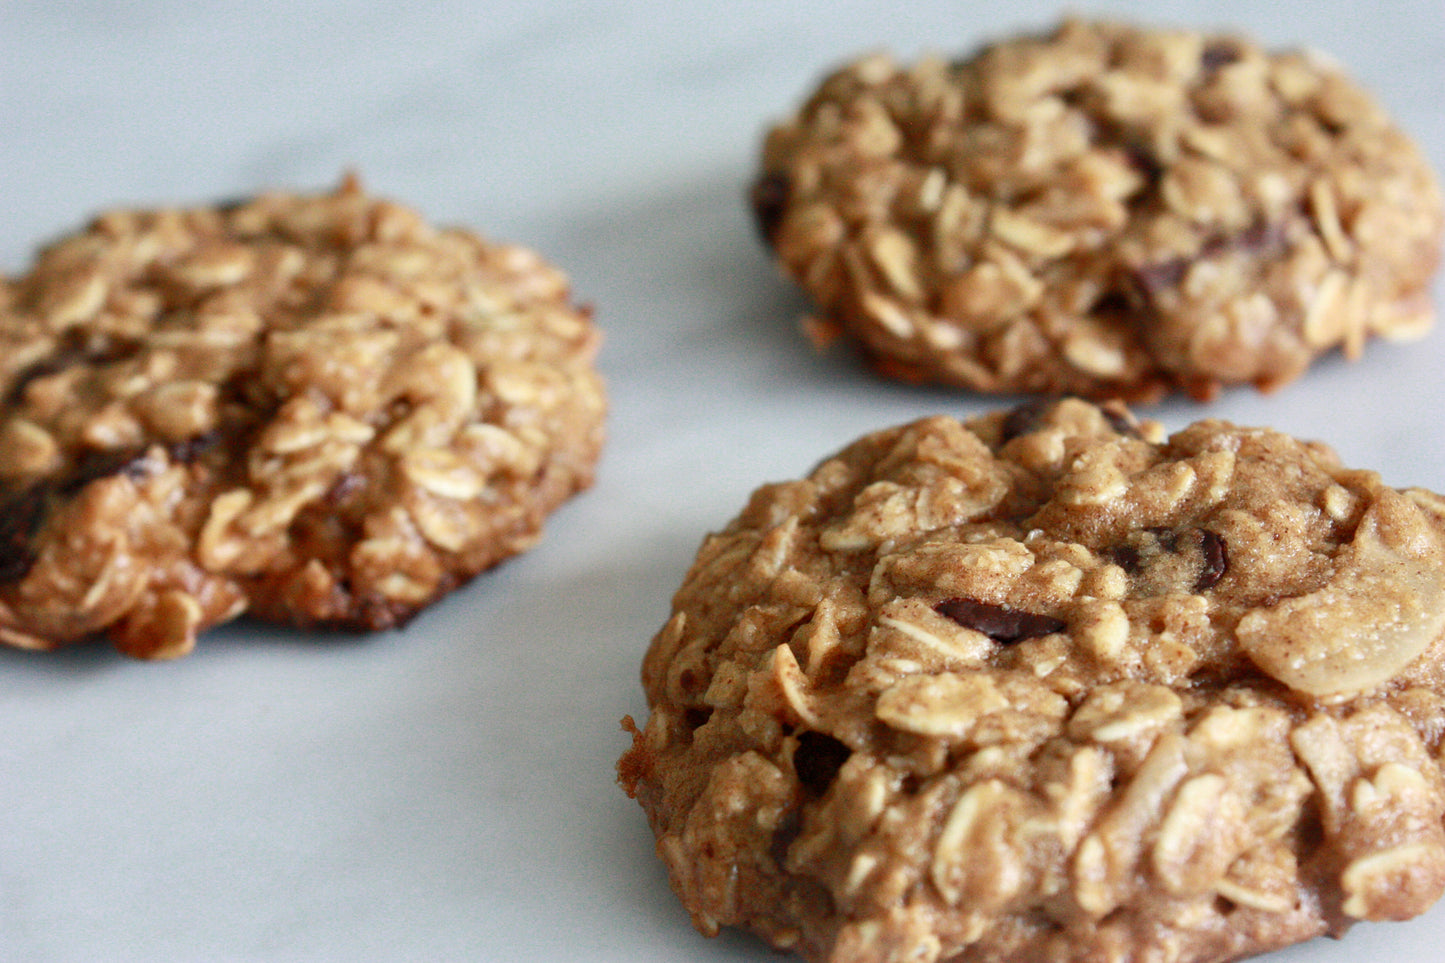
[620, 398, 1445, 963]
[752, 19, 1443, 400]
[0, 177, 605, 658]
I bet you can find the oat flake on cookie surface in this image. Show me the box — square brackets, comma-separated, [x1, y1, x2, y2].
[0, 176, 605, 658]
[751, 19, 1443, 401]
[620, 397, 1445, 963]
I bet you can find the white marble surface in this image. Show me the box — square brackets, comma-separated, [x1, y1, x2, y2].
[2, 2, 1444, 960]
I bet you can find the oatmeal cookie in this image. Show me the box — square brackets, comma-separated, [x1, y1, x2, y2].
[620, 397, 1445, 963]
[0, 176, 605, 658]
[751, 19, 1443, 400]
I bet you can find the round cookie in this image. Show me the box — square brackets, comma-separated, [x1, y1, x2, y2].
[620, 397, 1445, 963]
[0, 177, 605, 658]
[751, 19, 1443, 400]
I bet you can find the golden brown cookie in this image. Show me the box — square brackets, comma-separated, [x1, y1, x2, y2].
[752, 19, 1443, 400]
[0, 177, 605, 658]
[621, 397, 1445, 963]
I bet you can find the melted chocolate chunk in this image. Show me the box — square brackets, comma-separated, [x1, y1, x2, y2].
[4, 333, 142, 407]
[1099, 402, 1140, 438]
[749, 172, 791, 244]
[1134, 257, 1189, 297]
[1201, 40, 1242, 72]
[1000, 397, 1140, 443]
[167, 431, 222, 464]
[1109, 527, 1230, 595]
[1196, 529, 1228, 591]
[5, 351, 81, 407]
[0, 487, 46, 584]
[793, 731, 852, 797]
[769, 810, 801, 868]
[1093, 288, 1135, 317]
[1136, 222, 1289, 303]
[0, 437, 205, 587]
[1121, 137, 1164, 188]
[999, 397, 1057, 442]
[1110, 543, 1142, 573]
[934, 598, 1065, 644]
[0, 544, 38, 585]
[1111, 527, 1173, 574]
[212, 195, 254, 213]
[60, 447, 151, 495]
[1236, 219, 1289, 256]
[325, 471, 367, 506]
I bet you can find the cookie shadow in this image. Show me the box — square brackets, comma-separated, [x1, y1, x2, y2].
[0, 633, 125, 678]
[388, 518, 760, 948]
[0, 599, 399, 678]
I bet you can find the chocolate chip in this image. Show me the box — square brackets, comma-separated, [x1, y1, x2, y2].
[325, 471, 366, 506]
[1196, 529, 1228, 591]
[793, 731, 851, 796]
[1099, 402, 1141, 439]
[1000, 397, 1141, 443]
[769, 809, 801, 867]
[167, 431, 222, 464]
[4, 333, 142, 407]
[999, 397, 1056, 442]
[1093, 289, 1135, 317]
[212, 196, 254, 213]
[1108, 527, 1229, 596]
[1121, 137, 1164, 188]
[1109, 527, 1178, 575]
[0, 441, 169, 585]
[0, 487, 47, 585]
[1110, 543, 1142, 573]
[0, 440, 180, 586]
[60, 447, 150, 495]
[1201, 41, 1241, 72]
[0, 544, 38, 585]
[749, 172, 791, 244]
[1236, 220, 1288, 256]
[1134, 257, 1189, 297]
[6, 354, 76, 407]
[1137, 223, 1288, 304]
[933, 598, 1065, 644]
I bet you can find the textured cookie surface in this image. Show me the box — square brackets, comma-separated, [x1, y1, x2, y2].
[0, 178, 605, 658]
[752, 19, 1443, 400]
[620, 398, 1445, 963]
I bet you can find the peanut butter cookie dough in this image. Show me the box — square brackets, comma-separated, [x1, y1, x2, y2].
[620, 398, 1445, 963]
[0, 177, 605, 658]
[751, 19, 1443, 400]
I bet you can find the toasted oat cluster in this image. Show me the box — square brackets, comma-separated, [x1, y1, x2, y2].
[0, 177, 605, 658]
[620, 398, 1445, 963]
[752, 19, 1443, 400]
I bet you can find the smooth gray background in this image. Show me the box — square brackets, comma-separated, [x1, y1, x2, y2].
[2, 2, 1443, 960]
